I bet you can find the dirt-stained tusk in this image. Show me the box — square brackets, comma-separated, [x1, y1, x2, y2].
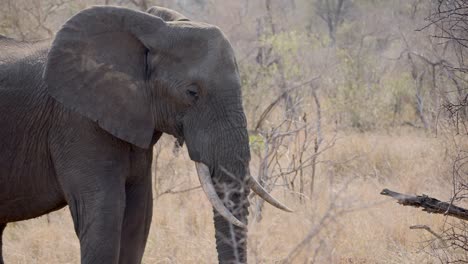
[195, 162, 247, 229]
[248, 174, 293, 212]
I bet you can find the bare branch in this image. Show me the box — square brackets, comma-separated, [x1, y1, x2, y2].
[381, 188, 468, 221]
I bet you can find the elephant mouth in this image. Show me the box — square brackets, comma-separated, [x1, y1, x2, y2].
[194, 162, 292, 228]
[174, 119, 185, 144]
[168, 119, 187, 155]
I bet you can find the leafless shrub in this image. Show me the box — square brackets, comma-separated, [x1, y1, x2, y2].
[249, 82, 338, 221]
[402, 2, 468, 260]
[423, 0, 468, 130]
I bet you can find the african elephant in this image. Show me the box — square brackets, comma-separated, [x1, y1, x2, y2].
[0, 5, 290, 264]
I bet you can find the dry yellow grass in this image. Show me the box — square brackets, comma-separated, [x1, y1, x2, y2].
[3, 127, 463, 263]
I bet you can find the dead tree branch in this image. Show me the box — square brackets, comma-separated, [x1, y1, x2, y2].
[381, 188, 468, 221]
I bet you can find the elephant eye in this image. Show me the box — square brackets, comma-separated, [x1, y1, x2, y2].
[187, 90, 198, 97]
[186, 85, 199, 100]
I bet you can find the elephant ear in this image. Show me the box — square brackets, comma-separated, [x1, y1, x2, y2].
[146, 6, 189, 21]
[44, 6, 168, 149]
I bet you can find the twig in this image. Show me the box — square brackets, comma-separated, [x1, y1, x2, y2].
[410, 225, 447, 246]
[154, 185, 201, 200]
[254, 77, 320, 131]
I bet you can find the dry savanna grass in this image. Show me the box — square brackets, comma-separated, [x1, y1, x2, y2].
[3, 127, 462, 263]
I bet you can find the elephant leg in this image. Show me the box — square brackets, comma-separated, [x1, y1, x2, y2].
[70, 190, 124, 264]
[50, 123, 130, 264]
[50, 114, 137, 263]
[65, 182, 126, 264]
[118, 181, 153, 264]
[0, 223, 5, 264]
[58, 169, 127, 264]
[118, 146, 154, 264]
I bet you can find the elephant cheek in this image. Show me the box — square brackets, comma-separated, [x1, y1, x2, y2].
[184, 127, 212, 163]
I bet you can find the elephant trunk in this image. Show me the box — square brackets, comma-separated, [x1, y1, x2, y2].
[184, 96, 291, 262]
[191, 126, 292, 263]
[203, 127, 249, 263]
[211, 147, 250, 264]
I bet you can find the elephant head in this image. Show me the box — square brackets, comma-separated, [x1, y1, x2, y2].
[43, 6, 290, 263]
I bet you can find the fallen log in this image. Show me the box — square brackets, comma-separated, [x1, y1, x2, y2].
[380, 188, 468, 221]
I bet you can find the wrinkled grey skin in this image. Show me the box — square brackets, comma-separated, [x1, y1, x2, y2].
[0, 6, 250, 264]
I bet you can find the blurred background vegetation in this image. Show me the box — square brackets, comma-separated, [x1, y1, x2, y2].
[1, 0, 467, 263]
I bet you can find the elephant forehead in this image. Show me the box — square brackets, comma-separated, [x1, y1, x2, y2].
[188, 60, 239, 88]
[174, 23, 235, 66]
[194, 44, 238, 77]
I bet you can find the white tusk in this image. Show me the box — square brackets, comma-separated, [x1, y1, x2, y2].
[195, 162, 247, 229]
[248, 174, 293, 212]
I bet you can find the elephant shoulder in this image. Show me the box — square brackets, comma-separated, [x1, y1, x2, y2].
[0, 37, 50, 92]
[0, 35, 50, 63]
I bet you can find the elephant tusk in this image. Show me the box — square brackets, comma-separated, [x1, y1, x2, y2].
[195, 162, 247, 229]
[248, 173, 293, 212]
